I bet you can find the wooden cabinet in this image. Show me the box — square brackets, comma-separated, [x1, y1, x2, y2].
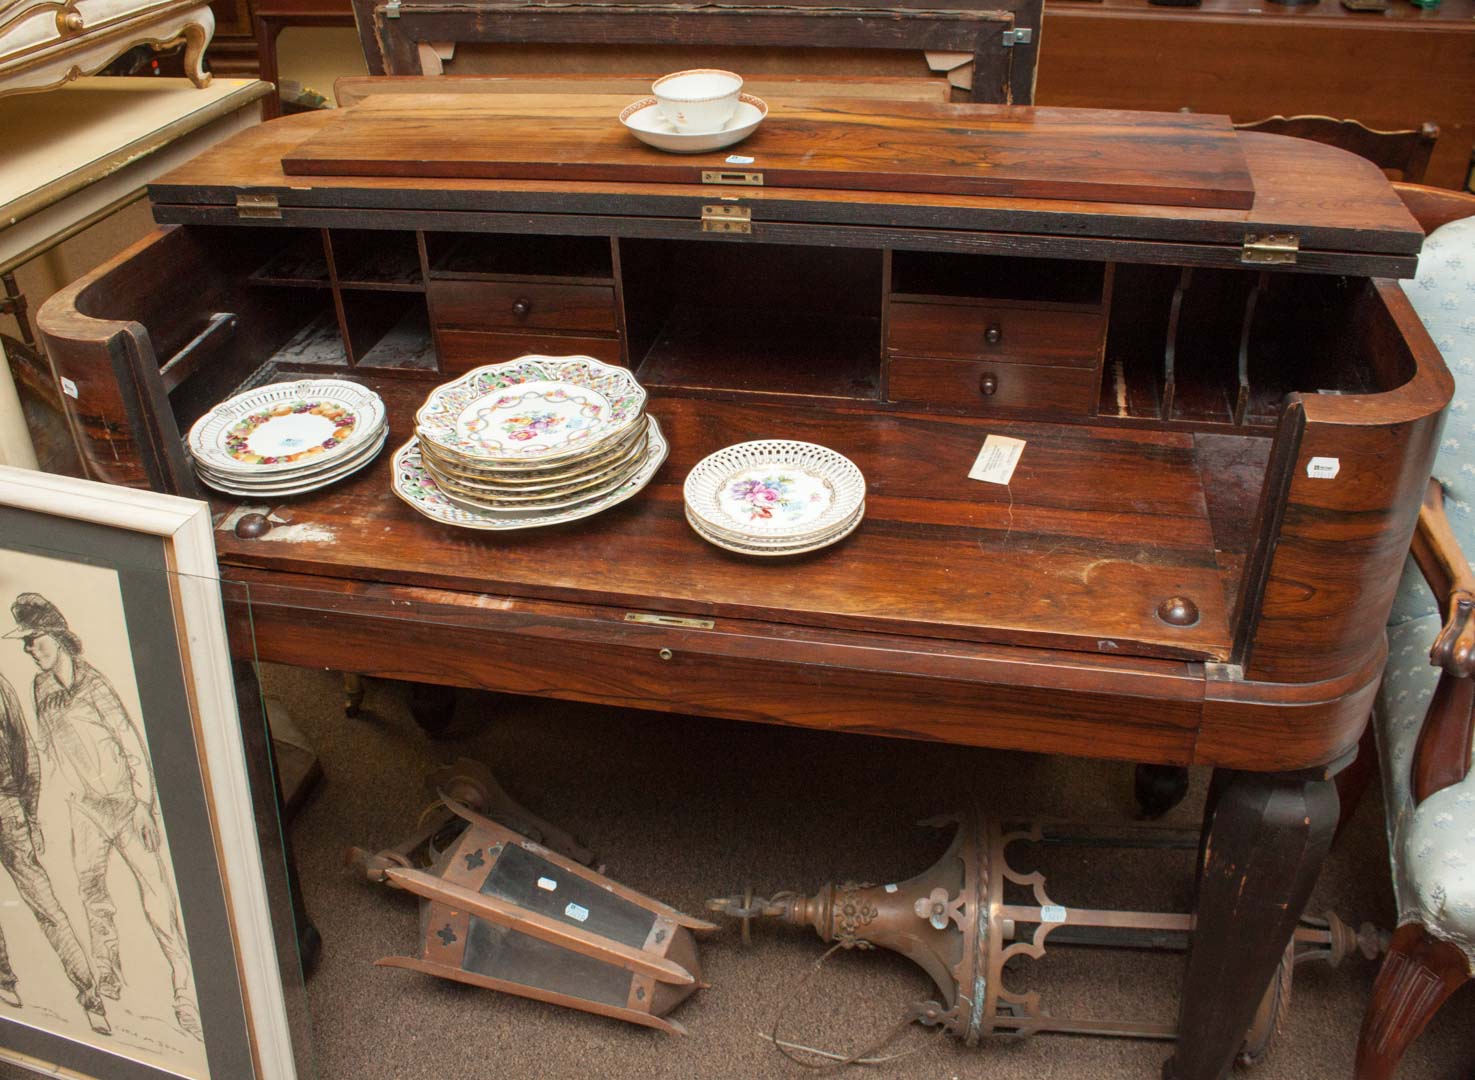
[34, 93, 1451, 1078]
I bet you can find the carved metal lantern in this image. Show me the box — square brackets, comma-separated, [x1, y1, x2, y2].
[350, 761, 715, 1034]
[708, 808, 1382, 1057]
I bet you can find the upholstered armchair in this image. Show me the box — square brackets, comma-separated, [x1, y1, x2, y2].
[1356, 188, 1475, 1080]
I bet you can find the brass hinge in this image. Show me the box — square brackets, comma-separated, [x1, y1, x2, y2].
[701, 170, 763, 187]
[1241, 233, 1299, 265]
[235, 193, 282, 220]
[700, 205, 752, 234]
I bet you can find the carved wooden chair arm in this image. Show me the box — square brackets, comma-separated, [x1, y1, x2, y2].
[1412, 478, 1475, 678]
[1408, 478, 1475, 803]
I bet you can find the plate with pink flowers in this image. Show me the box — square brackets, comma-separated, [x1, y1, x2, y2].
[683, 439, 865, 551]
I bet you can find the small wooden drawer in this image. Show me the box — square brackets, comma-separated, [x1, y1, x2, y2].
[887, 356, 1098, 417]
[887, 301, 1103, 368]
[437, 329, 623, 374]
[427, 279, 617, 334]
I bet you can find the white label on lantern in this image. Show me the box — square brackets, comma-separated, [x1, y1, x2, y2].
[537, 877, 558, 892]
[564, 902, 590, 922]
[61, 377, 79, 399]
[969, 434, 1026, 485]
[1040, 904, 1067, 923]
[884, 883, 898, 894]
[1307, 456, 1340, 479]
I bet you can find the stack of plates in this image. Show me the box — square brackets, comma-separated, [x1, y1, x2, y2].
[683, 440, 866, 556]
[393, 355, 667, 531]
[187, 379, 387, 496]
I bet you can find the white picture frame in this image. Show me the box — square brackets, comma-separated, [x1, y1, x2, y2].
[0, 464, 295, 1080]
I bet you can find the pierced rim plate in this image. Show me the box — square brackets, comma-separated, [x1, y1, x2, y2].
[684, 500, 864, 547]
[196, 428, 388, 496]
[686, 504, 865, 556]
[194, 420, 387, 485]
[415, 356, 647, 464]
[421, 431, 650, 504]
[187, 379, 386, 476]
[683, 439, 865, 541]
[419, 415, 649, 483]
[392, 416, 668, 531]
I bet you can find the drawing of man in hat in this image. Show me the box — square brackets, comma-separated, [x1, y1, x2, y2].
[6, 593, 201, 1040]
[0, 671, 109, 1034]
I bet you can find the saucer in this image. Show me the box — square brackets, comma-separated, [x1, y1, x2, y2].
[619, 94, 768, 155]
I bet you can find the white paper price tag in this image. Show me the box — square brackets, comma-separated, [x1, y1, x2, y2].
[564, 902, 590, 922]
[969, 434, 1026, 485]
[537, 876, 558, 892]
[61, 377, 79, 399]
[1306, 456, 1341, 480]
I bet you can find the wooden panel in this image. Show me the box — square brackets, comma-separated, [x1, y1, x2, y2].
[1037, 0, 1475, 193]
[210, 380, 1237, 661]
[886, 355, 1097, 417]
[427, 278, 617, 333]
[886, 300, 1103, 367]
[437, 329, 622, 373]
[148, 110, 1425, 271]
[281, 94, 1259, 211]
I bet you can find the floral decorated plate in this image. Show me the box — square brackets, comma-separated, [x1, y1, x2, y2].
[683, 440, 865, 542]
[392, 417, 668, 532]
[188, 379, 386, 476]
[421, 432, 649, 504]
[686, 503, 865, 556]
[419, 416, 648, 484]
[415, 356, 646, 464]
[196, 428, 388, 497]
[195, 422, 387, 487]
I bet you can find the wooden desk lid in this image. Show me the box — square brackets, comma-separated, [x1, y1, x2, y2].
[280, 93, 1257, 211]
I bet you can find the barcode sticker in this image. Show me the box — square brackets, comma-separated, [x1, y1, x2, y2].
[1307, 457, 1340, 479]
[969, 435, 1026, 485]
[1040, 905, 1067, 923]
[725, 154, 755, 165]
[61, 377, 79, 399]
[564, 902, 590, 923]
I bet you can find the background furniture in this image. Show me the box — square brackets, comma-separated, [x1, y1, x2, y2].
[1360, 186, 1475, 1080]
[1038, 0, 1475, 192]
[0, 75, 270, 471]
[0, 0, 216, 99]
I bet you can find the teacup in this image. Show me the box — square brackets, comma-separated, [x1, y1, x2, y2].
[652, 69, 743, 133]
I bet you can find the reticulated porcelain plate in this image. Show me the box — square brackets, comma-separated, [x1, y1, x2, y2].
[683, 440, 866, 542]
[392, 417, 668, 532]
[415, 356, 647, 464]
[418, 416, 649, 485]
[188, 379, 386, 476]
[196, 428, 389, 496]
[685, 504, 865, 556]
[421, 433, 650, 506]
[195, 421, 387, 486]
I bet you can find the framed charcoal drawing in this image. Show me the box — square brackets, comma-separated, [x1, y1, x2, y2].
[0, 465, 295, 1079]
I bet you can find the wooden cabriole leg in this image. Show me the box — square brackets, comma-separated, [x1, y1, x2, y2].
[181, 19, 212, 90]
[1163, 768, 1339, 1080]
[1355, 923, 1472, 1080]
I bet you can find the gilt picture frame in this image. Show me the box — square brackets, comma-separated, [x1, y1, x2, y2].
[0, 465, 294, 1079]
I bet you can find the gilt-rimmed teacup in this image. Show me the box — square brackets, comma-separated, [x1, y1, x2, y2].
[652, 69, 743, 132]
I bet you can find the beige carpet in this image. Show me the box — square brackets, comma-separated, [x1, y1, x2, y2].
[257, 665, 1475, 1080]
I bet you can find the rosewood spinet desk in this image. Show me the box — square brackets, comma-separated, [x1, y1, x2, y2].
[37, 90, 1450, 1080]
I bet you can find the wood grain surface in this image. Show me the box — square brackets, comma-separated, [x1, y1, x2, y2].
[279, 94, 1258, 210]
[210, 382, 1238, 662]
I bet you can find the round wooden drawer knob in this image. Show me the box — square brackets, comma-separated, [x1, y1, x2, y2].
[1157, 596, 1200, 627]
[984, 324, 1002, 345]
[979, 372, 998, 397]
[511, 299, 532, 317]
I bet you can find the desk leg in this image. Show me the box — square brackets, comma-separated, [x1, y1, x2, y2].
[1163, 768, 1338, 1080]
